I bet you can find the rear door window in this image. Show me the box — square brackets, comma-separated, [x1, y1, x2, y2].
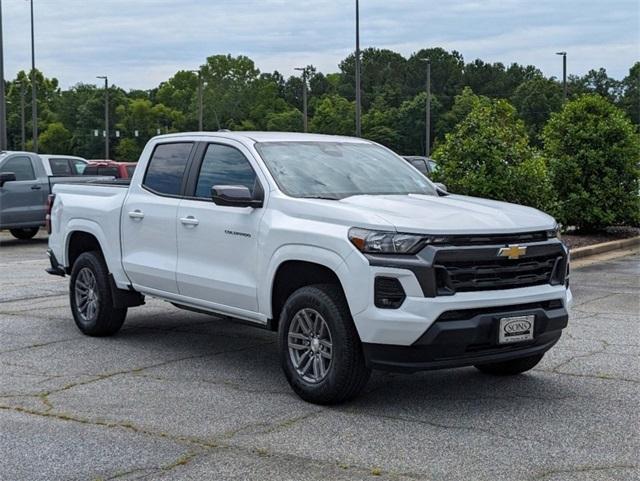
[143, 143, 194, 196]
[49, 158, 72, 176]
[69, 159, 87, 175]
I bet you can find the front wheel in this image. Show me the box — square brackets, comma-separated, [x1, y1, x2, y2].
[10, 227, 39, 240]
[278, 284, 371, 405]
[69, 251, 127, 337]
[474, 353, 544, 376]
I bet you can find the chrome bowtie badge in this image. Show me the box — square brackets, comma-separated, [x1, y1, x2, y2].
[498, 244, 527, 260]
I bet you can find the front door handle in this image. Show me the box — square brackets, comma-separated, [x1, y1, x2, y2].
[31, 184, 42, 190]
[128, 210, 145, 220]
[180, 216, 199, 227]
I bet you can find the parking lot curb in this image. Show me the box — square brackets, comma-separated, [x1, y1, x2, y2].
[570, 235, 640, 259]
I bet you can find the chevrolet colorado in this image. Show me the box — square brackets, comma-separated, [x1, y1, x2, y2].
[46, 132, 571, 404]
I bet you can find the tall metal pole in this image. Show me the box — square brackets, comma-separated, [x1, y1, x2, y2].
[30, 0, 37, 152]
[20, 82, 26, 150]
[0, 0, 7, 151]
[198, 71, 203, 131]
[354, 0, 362, 137]
[425, 58, 431, 158]
[556, 51, 567, 101]
[295, 67, 308, 132]
[97, 76, 108, 159]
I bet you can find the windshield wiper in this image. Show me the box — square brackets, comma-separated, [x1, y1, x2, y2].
[300, 195, 341, 200]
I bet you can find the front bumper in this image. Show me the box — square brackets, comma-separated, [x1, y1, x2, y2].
[362, 301, 567, 372]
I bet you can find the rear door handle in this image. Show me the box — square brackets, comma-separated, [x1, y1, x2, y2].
[180, 216, 199, 226]
[128, 210, 145, 220]
[31, 184, 42, 190]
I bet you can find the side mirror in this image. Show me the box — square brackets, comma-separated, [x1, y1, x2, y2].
[0, 172, 17, 187]
[434, 182, 448, 193]
[211, 185, 263, 208]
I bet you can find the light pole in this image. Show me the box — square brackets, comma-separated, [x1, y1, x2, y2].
[20, 81, 26, 150]
[556, 51, 567, 101]
[0, 0, 7, 151]
[294, 67, 308, 132]
[190, 69, 204, 130]
[354, 0, 362, 137]
[96, 76, 109, 159]
[420, 58, 431, 157]
[30, 0, 37, 152]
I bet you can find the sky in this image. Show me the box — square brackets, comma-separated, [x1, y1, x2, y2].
[1, 0, 639, 90]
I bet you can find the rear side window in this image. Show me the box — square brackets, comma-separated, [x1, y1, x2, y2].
[126, 165, 136, 177]
[409, 159, 429, 176]
[195, 144, 257, 198]
[143, 143, 193, 195]
[49, 158, 72, 175]
[1, 156, 36, 181]
[83, 165, 98, 175]
[70, 159, 87, 175]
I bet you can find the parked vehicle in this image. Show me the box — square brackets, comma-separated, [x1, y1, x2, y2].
[0, 151, 112, 240]
[85, 160, 137, 179]
[46, 132, 571, 404]
[40, 155, 89, 176]
[403, 155, 437, 177]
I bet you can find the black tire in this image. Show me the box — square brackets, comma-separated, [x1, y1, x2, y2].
[10, 227, 39, 240]
[474, 353, 544, 376]
[69, 251, 127, 337]
[278, 284, 371, 405]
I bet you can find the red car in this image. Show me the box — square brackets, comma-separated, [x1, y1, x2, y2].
[84, 160, 138, 179]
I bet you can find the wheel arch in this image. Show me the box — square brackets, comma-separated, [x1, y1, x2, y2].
[264, 245, 353, 330]
[63, 219, 130, 287]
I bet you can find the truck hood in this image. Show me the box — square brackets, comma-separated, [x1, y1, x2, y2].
[338, 194, 556, 234]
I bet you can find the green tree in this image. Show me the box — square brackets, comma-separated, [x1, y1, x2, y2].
[406, 48, 465, 111]
[338, 48, 409, 108]
[543, 94, 640, 230]
[266, 109, 304, 132]
[362, 99, 400, 149]
[619, 62, 640, 125]
[115, 138, 142, 162]
[395, 92, 443, 155]
[38, 122, 71, 153]
[435, 87, 489, 141]
[310, 95, 355, 135]
[433, 98, 553, 210]
[512, 77, 563, 144]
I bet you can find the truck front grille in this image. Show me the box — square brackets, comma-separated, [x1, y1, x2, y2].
[433, 244, 567, 295]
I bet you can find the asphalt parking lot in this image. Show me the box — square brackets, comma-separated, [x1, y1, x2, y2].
[0, 231, 638, 481]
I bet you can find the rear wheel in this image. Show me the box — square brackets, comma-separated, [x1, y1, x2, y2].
[474, 353, 544, 376]
[69, 251, 127, 336]
[278, 284, 371, 404]
[10, 227, 39, 240]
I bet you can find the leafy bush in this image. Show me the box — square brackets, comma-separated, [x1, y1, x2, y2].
[433, 95, 554, 211]
[543, 94, 640, 231]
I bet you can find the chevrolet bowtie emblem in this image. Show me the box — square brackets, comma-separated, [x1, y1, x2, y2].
[498, 245, 527, 260]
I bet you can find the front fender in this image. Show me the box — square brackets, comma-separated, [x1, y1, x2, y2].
[260, 244, 355, 319]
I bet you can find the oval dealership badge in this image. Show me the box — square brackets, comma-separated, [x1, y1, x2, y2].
[504, 319, 532, 334]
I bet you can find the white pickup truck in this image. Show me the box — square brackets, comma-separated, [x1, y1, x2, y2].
[47, 132, 571, 404]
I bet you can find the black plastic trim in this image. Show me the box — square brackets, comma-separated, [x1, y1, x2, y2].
[45, 249, 66, 277]
[363, 303, 568, 372]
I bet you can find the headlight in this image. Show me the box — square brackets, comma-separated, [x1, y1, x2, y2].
[349, 228, 431, 254]
[546, 224, 562, 240]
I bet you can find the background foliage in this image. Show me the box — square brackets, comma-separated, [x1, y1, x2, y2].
[3, 51, 637, 163]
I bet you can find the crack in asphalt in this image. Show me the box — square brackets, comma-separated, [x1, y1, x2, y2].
[529, 463, 638, 480]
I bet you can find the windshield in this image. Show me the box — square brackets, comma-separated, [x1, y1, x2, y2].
[255, 141, 437, 199]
